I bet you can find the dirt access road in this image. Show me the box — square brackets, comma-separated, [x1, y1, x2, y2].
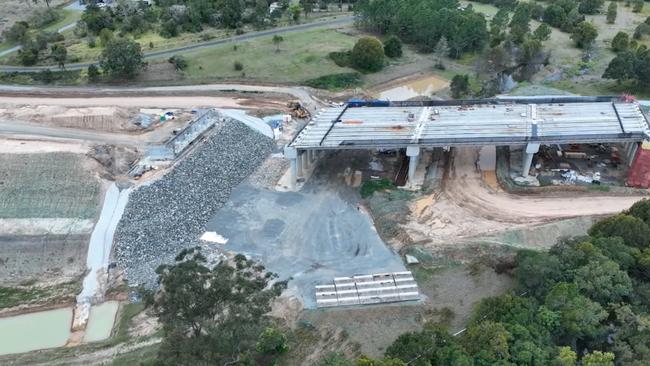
[0, 83, 318, 145]
[446, 147, 644, 222]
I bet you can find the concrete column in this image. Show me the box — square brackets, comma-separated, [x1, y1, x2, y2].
[406, 145, 420, 182]
[522, 143, 540, 177]
[628, 142, 639, 167]
[301, 151, 309, 171]
[290, 158, 297, 188]
[297, 153, 303, 177]
[283, 145, 298, 188]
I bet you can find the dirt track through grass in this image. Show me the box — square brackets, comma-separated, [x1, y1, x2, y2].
[0, 153, 99, 219]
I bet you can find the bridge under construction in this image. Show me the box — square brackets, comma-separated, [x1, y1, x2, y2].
[284, 96, 650, 187]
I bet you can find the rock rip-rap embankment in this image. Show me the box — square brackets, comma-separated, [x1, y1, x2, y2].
[114, 120, 273, 286]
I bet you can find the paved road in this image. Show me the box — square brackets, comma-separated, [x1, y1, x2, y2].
[0, 16, 354, 72]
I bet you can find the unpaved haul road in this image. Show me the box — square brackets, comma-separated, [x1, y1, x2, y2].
[0, 83, 321, 145]
[445, 147, 645, 222]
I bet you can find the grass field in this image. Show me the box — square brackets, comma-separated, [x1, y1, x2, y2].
[169, 28, 358, 84]
[0, 153, 100, 219]
[43, 8, 80, 33]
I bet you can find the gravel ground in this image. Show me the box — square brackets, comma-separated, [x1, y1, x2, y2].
[114, 120, 273, 286]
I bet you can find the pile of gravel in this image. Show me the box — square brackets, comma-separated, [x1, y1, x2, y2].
[114, 120, 273, 286]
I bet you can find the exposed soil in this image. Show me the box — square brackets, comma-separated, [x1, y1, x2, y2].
[406, 147, 646, 249]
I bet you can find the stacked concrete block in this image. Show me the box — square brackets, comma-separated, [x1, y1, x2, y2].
[315, 271, 420, 308]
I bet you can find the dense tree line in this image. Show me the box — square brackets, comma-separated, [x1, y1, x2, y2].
[318, 199, 650, 366]
[146, 248, 288, 366]
[603, 25, 650, 87]
[354, 0, 488, 57]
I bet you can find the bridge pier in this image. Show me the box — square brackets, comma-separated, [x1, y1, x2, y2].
[522, 143, 540, 177]
[406, 146, 420, 183]
[284, 145, 298, 189]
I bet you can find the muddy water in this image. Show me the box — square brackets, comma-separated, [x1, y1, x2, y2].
[0, 307, 72, 355]
[83, 301, 119, 343]
[376, 75, 449, 100]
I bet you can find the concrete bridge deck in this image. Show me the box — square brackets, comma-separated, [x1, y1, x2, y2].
[284, 97, 650, 187]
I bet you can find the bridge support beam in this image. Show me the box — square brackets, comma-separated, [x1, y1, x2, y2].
[406, 145, 420, 183]
[284, 145, 298, 189]
[522, 143, 540, 177]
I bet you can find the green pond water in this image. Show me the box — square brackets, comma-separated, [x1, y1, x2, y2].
[0, 307, 72, 355]
[83, 301, 119, 343]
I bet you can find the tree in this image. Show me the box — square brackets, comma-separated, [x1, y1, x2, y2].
[462, 321, 511, 364]
[289, 3, 302, 22]
[300, 0, 314, 17]
[351, 37, 384, 72]
[149, 249, 286, 365]
[516, 250, 565, 299]
[490, 8, 510, 47]
[509, 3, 531, 44]
[220, 0, 244, 28]
[544, 282, 607, 342]
[611, 31, 630, 52]
[272, 34, 284, 52]
[254, 0, 268, 27]
[383, 35, 402, 58]
[50, 44, 67, 69]
[87, 64, 101, 82]
[589, 214, 650, 248]
[626, 199, 650, 223]
[98, 28, 113, 47]
[18, 43, 39, 66]
[2, 21, 29, 43]
[81, 3, 114, 35]
[579, 0, 605, 14]
[256, 326, 288, 354]
[581, 351, 615, 366]
[168, 55, 188, 71]
[563, 8, 586, 33]
[632, 0, 644, 13]
[602, 51, 637, 83]
[533, 23, 552, 42]
[571, 21, 598, 48]
[99, 38, 146, 78]
[433, 36, 449, 69]
[544, 5, 567, 29]
[554, 346, 577, 366]
[450, 74, 470, 99]
[574, 259, 632, 305]
[606, 2, 617, 24]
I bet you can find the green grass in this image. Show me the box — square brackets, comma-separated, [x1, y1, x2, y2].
[43, 8, 80, 33]
[112, 344, 159, 366]
[177, 28, 358, 83]
[0, 281, 81, 309]
[360, 178, 395, 198]
[304, 72, 361, 90]
[0, 153, 100, 219]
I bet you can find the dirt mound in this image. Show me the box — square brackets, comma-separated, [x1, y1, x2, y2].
[7, 106, 139, 132]
[88, 145, 140, 178]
